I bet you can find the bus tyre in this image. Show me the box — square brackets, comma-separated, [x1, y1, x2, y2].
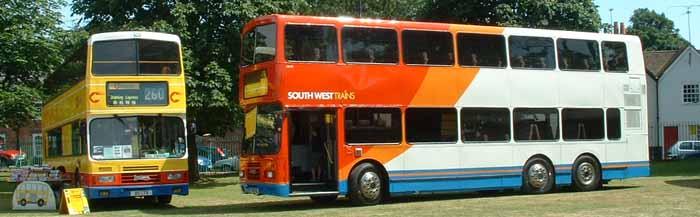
[156, 195, 172, 204]
[522, 157, 554, 194]
[349, 163, 384, 206]
[20, 199, 27, 206]
[310, 195, 338, 203]
[572, 156, 601, 192]
[38, 199, 45, 207]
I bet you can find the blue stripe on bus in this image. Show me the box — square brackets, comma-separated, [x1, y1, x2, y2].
[241, 182, 290, 197]
[264, 161, 649, 197]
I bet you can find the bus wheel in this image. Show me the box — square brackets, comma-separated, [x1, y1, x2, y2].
[20, 199, 27, 206]
[155, 195, 172, 204]
[310, 195, 338, 203]
[349, 163, 384, 205]
[38, 199, 45, 207]
[522, 157, 554, 194]
[572, 155, 601, 191]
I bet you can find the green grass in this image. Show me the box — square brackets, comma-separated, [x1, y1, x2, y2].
[3, 160, 700, 216]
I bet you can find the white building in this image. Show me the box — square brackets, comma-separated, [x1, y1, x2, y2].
[644, 46, 700, 159]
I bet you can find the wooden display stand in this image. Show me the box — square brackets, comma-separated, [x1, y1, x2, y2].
[58, 188, 90, 215]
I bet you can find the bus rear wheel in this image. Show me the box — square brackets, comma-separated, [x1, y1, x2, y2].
[522, 157, 554, 194]
[572, 155, 601, 191]
[349, 163, 384, 206]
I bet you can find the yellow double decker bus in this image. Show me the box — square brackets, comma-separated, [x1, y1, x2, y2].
[42, 31, 188, 203]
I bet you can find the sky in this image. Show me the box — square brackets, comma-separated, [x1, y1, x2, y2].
[61, 1, 700, 47]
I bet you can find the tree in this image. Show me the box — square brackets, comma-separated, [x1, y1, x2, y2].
[0, 0, 66, 148]
[627, 8, 688, 51]
[0, 0, 65, 89]
[421, 0, 601, 32]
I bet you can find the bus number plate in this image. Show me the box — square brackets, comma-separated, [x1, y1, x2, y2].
[130, 190, 153, 196]
[107, 82, 169, 106]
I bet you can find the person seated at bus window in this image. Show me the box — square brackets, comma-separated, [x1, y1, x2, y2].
[420, 51, 429, 64]
[470, 53, 479, 66]
[582, 58, 591, 70]
[514, 56, 526, 68]
[367, 48, 376, 63]
[535, 57, 547, 68]
[561, 57, 570, 70]
[447, 52, 454, 65]
[309, 47, 322, 61]
[160, 65, 172, 74]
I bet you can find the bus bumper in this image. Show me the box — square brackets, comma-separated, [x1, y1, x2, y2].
[85, 183, 189, 199]
[241, 182, 289, 197]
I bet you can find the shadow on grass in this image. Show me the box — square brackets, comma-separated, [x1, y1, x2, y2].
[665, 179, 700, 189]
[82, 185, 639, 215]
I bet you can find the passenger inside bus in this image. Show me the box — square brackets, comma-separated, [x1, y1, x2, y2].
[420, 51, 429, 64]
[367, 48, 376, 63]
[290, 112, 330, 182]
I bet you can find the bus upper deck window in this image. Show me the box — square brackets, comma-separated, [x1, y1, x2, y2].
[402, 30, 453, 66]
[138, 40, 181, 75]
[509, 36, 555, 70]
[92, 39, 181, 75]
[557, 38, 600, 71]
[342, 27, 398, 64]
[242, 23, 277, 66]
[602, 41, 628, 72]
[458, 33, 506, 68]
[285, 25, 338, 62]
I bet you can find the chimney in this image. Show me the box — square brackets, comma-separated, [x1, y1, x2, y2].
[613, 22, 619, 34]
[620, 22, 626, 34]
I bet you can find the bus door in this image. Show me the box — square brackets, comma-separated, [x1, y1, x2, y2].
[288, 109, 338, 193]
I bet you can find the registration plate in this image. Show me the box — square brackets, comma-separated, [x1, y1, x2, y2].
[130, 190, 153, 196]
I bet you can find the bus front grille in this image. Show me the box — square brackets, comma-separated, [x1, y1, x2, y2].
[122, 173, 160, 184]
[123, 166, 159, 171]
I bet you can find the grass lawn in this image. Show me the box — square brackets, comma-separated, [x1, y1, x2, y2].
[2, 159, 700, 216]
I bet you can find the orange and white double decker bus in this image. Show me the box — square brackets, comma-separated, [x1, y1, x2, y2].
[42, 31, 188, 204]
[239, 15, 649, 205]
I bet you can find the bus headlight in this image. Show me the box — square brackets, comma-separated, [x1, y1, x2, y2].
[167, 172, 183, 180]
[98, 175, 115, 183]
[266, 171, 274, 179]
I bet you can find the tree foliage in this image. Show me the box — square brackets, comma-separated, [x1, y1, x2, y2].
[627, 8, 688, 51]
[421, 0, 601, 32]
[0, 0, 64, 88]
[0, 0, 66, 142]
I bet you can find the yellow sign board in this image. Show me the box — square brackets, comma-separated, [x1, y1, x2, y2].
[244, 70, 268, 98]
[59, 188, 90, 215]
[245, 107, 258, 139]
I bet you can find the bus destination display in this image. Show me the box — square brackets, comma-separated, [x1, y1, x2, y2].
[107, 82, 168, 106]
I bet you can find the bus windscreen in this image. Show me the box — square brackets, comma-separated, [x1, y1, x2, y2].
[89, 116, 186, 160]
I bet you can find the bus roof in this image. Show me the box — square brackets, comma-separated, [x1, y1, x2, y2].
[88, 31, 181, 45]
[244, 14, 639, 43]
